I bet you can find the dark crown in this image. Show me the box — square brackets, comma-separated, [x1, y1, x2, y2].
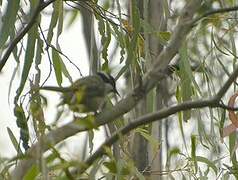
[97, 72, 117, 92]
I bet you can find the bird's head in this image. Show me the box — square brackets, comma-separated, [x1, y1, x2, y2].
[97, 72, 119, 96]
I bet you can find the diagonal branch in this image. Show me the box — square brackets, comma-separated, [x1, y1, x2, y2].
[12, 1, 238, 179]
[215, 64, 238, 100]
[79, 99, 215, 175]
[0, 0, 56, 72]
[11, 1, 204, 179]
[193, 5, 238, 23]
[77, 64, 238, 175]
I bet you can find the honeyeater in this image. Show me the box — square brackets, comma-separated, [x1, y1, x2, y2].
[38, 72, 119, 113]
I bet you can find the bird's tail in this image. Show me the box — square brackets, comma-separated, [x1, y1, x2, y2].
[39, 86, 71, 93]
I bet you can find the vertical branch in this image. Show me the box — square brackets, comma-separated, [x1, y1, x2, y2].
[146, 0, 168, 179]
[129, 0, 149, 172]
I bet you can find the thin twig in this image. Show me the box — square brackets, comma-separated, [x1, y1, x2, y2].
[10, 1, 203, 178]
[66, 1, 123, 30]
[38, 25, 53, 87]
[77, 96, 238, 175]
[45, 43, 83, 76]
[215, 63, 238, 99]
[0, 0, 56, 72]
[193, 5, 238, 24]
[74, 61, 238, 175]
[12, 1, 238, 179]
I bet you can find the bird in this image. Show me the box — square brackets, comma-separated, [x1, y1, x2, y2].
[38, 72, 119, 113]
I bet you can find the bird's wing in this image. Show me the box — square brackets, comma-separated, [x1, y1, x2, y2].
[71, 75, 105, 97]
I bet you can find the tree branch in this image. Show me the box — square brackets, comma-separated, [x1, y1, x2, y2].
[193, 5, 238, 23]
[11, 1, 204, 179]
[74, 63, 238, 175]
[79, 99, 215, 175]
[215, 65, 238, 100]
[12, 1, 238, 179]
[0, 0, 56, 72]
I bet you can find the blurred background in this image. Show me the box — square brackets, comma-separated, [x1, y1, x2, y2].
[1, 0, 238, 179]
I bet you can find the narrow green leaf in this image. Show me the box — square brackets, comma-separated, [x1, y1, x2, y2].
[16, 24, 37, 100]
[135, 128, 159, 153]
[229, 131, 238, 178]
[14, 104, 30, 151]
[59, 58, 73, 83]
[8, 63, 19, 104]
[130, 0, 141, 55]
[123, 0, 141, 73]
[197, 110, 210, 149]
[12, 1, 39, 102]
[23, 165, 38, 180]
[196, 156, 218, 175]
[56, 0, 63, 50]
[115, 64, 128, 80]
[0, 0, 20, 48]
[46, 150, 58, 163]
[57, 1, 63, 39]
[102, 22, 111, 72]
[156, 31, 171, 44]
[7, 127, 22, 154]
[191, 135, 196, 158]
[48, 146, 75, 178]
[146, 89, 156, 113]
[167, 147, 180, 168]
[15, 1, 39, 101]
[117, 159, 130, 176]
[65, 10, 78, 28]
[104, 161, 117, 173]
[96, 15, 108, 71]
[191, 135, 197, 173]
[125, 35, 134, 68]
[219, 109, 226, 137]
[131, 0, 140, 34]
[168, 147, 180, 158]
[111, 24, 125, 63]
[47, 1, 60, 44]
[132, 167, 145, 180]
[52, 49, 63, 86]
[57, 0, 64, 37]
[35, 37, 44, 70]
[179, 43, 192, 122]
[176, 86, 187, 151]
[9, 29, 18, 62]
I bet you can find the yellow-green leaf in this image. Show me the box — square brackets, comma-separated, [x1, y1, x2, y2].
[23, 165, 38, 180]
[52, 49, 63, 86]
[157, 31, 171, 43]
[7, 127, 22, 154]
[196, 156, 218, 175]
[179, 43, 192, 122]
[0, 0, 20, 48]
[47, 1, 60, 44]
[191, 134, 197, 173]
[16, 24, 37, 102]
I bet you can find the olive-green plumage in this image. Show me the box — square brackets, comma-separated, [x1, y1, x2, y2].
[39, 73, 118, 113]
